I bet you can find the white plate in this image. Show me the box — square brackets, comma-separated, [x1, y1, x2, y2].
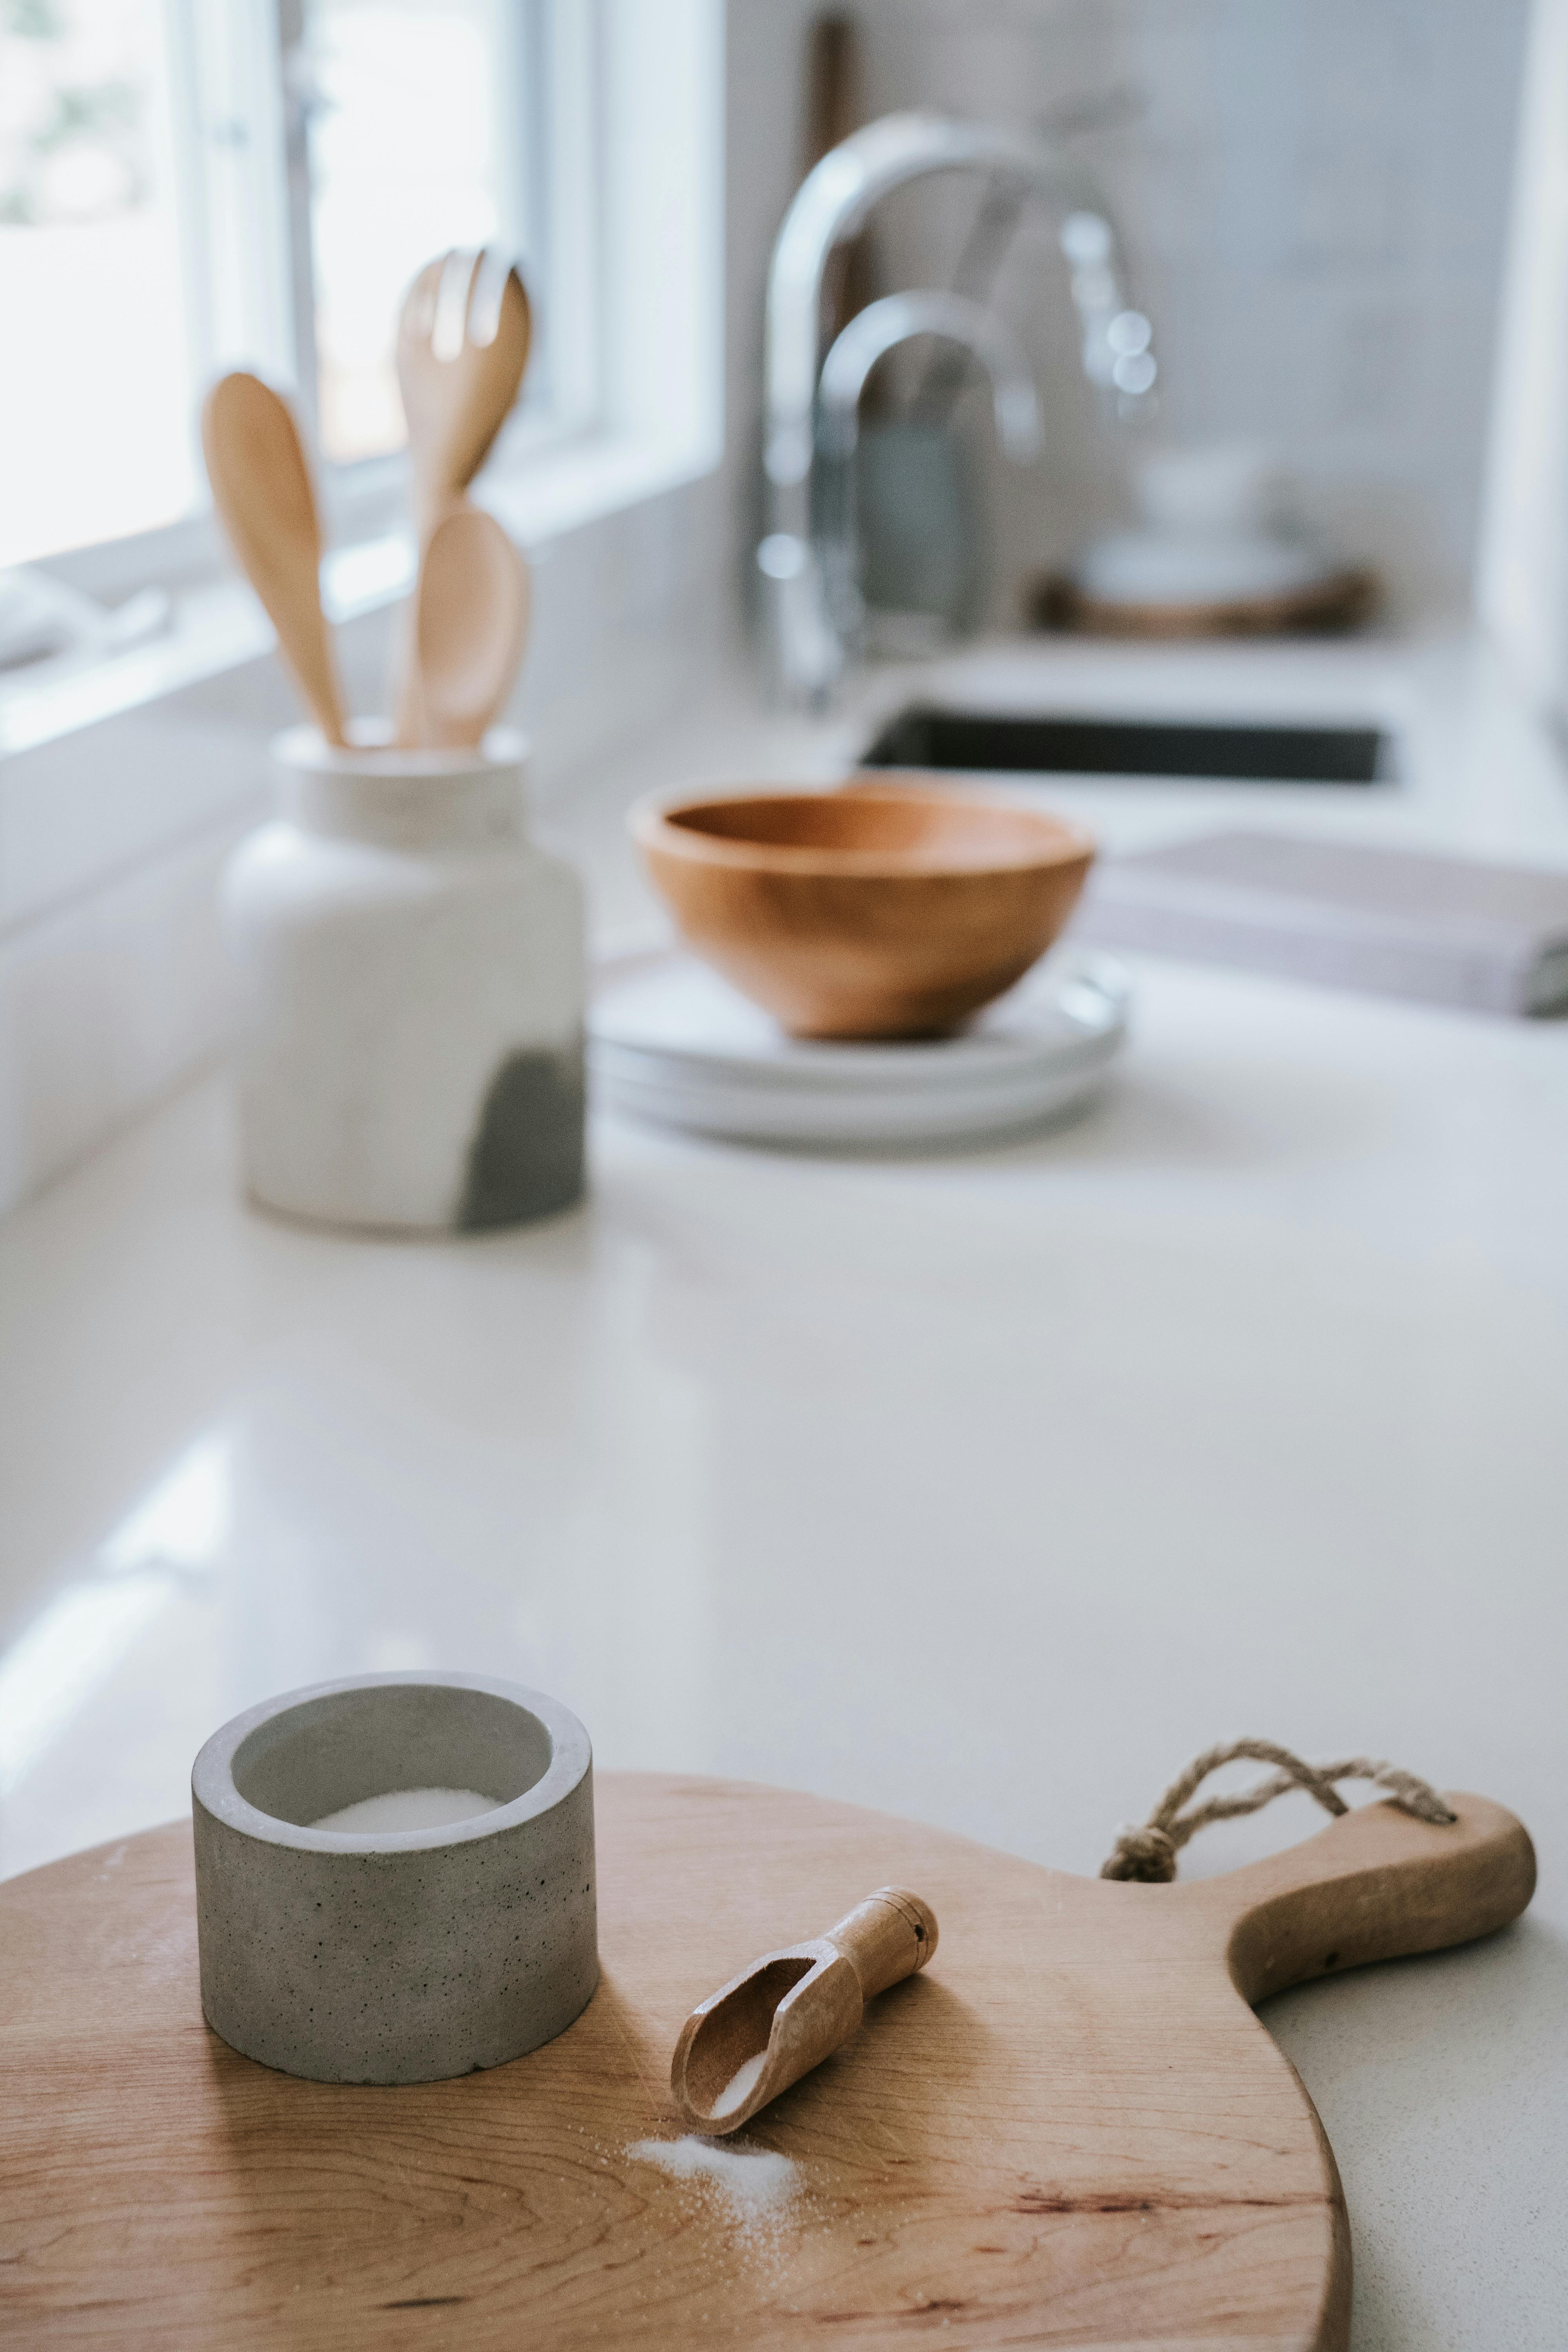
[1073, 527, 1339, 608]
[589, 948, 1129, 1147]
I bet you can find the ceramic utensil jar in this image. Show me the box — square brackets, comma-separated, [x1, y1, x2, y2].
[222, 725, 585, 1232]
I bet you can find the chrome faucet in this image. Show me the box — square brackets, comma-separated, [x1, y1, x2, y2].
[814, 290, 1042, 661]
[759, 111, 1158, 706]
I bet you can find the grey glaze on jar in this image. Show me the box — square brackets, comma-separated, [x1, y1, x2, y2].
[192, 1673, 597, 2085]
[220, 725, 586, 1235]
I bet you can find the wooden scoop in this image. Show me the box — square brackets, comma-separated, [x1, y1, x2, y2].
[410, 505, 529, 749]
[671, 1884, 938, 2135]
[201, 372, 346, 746]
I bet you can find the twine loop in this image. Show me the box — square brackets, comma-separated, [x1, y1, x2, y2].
[1100, 1737, 1457, 1884]
[1102, 1823, 1179, 1883]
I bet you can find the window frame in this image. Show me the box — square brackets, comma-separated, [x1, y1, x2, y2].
[18, 0, 723, 633]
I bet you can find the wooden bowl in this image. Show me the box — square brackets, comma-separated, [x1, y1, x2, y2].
[631, 781, 1095, 1039]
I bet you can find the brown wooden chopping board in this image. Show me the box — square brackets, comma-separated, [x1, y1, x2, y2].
[0, 1772, 1533, 2348]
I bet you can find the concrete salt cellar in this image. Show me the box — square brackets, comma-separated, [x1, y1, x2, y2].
[221, 724, 584, 1233]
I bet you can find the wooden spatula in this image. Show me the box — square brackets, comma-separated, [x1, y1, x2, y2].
[201, 372, 346, 746]
[410, 505, 529, 750]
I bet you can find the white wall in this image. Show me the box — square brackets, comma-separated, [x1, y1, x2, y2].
[1479, 0, 1568, 724]
[844, 0, 1529, 620]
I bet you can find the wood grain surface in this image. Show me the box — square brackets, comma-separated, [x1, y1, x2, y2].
[0, 1773, 1533, 2350]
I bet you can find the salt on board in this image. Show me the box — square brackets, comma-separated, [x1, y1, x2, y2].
[626, 2135, 799, 2227]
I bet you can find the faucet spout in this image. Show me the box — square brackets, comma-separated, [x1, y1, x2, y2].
[760, 110, 1156, 705]
[817, 292, 1042, 465]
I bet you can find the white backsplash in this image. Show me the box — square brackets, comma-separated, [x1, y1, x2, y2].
[848, 0, 1529, 619]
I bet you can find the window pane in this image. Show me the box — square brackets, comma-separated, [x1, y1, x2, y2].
[301, 0, 523, 465]
[0, 0, 197, 564]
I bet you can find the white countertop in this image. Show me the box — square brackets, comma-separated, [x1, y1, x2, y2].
[2, 629, 1564, 2349]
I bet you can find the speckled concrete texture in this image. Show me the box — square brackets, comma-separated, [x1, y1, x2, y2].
[192, 1674, 597, 2085]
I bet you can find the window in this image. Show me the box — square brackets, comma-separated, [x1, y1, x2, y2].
[0, 0, 204, 562]
[296, 0, 571, 466]
[0, 0, 620, 573]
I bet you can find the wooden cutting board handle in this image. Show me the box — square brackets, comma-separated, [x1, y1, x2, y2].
[1185, 1790, 1535, 2004]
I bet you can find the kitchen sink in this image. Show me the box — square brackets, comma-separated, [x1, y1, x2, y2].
[858, 706, 1390, 785]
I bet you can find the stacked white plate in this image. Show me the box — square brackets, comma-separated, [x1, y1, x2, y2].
[589, 947, 1129, 1148]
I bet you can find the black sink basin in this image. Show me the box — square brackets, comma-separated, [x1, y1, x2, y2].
[858, 705, 1389, 786]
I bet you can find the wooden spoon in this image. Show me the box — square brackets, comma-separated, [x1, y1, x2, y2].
[670, 1884, 938, 2136]
[397, 248, 531, 539]
[201, 372, 346, 746]
[412, 505, 530, 749]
